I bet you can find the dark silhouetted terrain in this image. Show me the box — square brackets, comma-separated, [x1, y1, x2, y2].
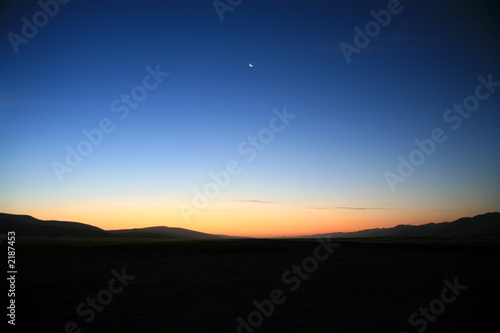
[0, 213, 221, 239]
[306, 212, 500, 238]
[109, 226, 222, 240]
[3, 212, 500, 332]
[1, 212, 499, 240]
[0, 213, 108, 238]
[10, 237, 500, 332]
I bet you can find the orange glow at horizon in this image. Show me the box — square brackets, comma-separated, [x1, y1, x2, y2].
[5, 199, 484, 238]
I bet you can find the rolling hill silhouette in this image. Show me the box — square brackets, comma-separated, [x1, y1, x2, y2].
[109, 226, 222, 240]
[0, 213, 108, 238]
[306, 212, 500, 238]
[0, 213, 221, 239]
[1, 212, 498, 239]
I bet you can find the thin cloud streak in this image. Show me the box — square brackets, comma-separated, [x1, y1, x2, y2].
[335, 206, 408, 211]
[231, 200, 287, 205]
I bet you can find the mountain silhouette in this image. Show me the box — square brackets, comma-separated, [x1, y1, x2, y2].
[0, 213, 221, 239]
[109, 226, 221, 240]
[306, 212, 500, 238]
[0, 213, 108, 238]
[1, 212, 498, 239]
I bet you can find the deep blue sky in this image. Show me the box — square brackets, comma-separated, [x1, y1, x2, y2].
[1, 0, 499, 236]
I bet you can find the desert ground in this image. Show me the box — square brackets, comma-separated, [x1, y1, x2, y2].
[12, 237, 500, 332]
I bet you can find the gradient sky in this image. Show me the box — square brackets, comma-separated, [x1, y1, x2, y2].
[1, 0, 499, 237]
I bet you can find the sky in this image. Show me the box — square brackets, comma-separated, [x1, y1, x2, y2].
[1, 0, 499, 237]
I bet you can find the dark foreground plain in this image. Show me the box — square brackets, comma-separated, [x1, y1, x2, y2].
[10, 237, 500, 332]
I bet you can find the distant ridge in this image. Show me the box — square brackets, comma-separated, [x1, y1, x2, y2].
[1, 212, 499, 239]
[304, 212, 500, 238]
[109, 226, 221, 240]
[0, 213, 222, 239]
[0, 213, 108, 238]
